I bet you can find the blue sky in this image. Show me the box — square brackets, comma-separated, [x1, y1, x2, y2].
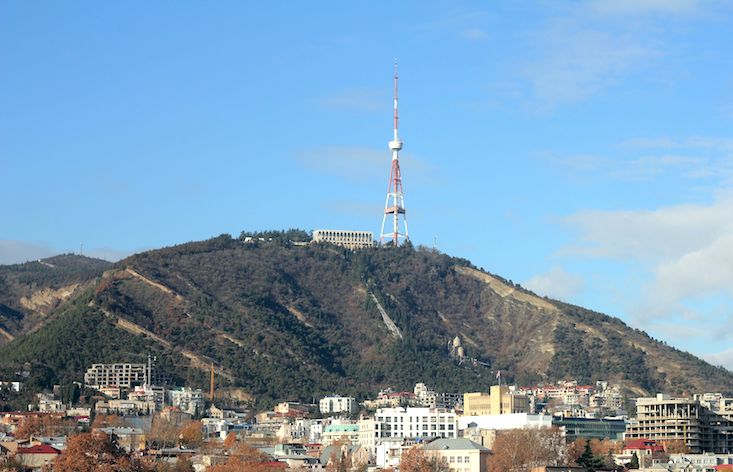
[3, 1, 733, 371]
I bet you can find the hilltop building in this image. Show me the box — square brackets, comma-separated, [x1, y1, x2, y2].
[312, 230, 374, 250]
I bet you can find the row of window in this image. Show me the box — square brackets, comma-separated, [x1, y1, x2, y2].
[448, 456, 471, 463]
[376, 416, 455, 423]
[376, 424, 455, 431]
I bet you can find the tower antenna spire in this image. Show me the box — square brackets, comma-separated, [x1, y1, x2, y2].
[380, 61, 409, 246]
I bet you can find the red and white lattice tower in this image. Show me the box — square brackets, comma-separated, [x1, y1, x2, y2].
[380, 62, 409, 246]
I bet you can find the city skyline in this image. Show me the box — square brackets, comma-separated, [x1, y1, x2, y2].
[2, 1, 733, 369]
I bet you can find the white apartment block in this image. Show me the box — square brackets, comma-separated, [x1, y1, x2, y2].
[168, 387, 205, 416]
[373, 407, 458, 441]
[320, 395, 357, 415]
[312, 230, 374, 250]
[84, 363, 147, 389]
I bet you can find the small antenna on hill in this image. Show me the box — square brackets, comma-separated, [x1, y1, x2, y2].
[80, 243, 84, 256]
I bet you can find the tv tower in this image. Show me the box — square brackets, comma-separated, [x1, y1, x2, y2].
[380, 62, 409, 246]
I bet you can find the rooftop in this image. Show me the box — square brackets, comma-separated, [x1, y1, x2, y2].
[423, 438, 489, 452]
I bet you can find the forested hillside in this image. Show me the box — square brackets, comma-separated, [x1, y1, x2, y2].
[1, 232, 731, 407]
[0, 254, 111, 344]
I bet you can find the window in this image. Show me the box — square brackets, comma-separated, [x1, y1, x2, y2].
[464, 457, 469, 463]
[456, 457, 462, 463]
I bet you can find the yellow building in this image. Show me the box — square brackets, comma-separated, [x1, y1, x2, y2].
[463, 386, 529, 416]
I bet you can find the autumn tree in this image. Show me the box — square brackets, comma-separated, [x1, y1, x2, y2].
[400, 446, 449, 472]
[149, 415, 179, 448]
[53, 431, 153, 472]
[661, 440, 690, 454]
[91, 414, 125, 429]
[207, 443, 281, 472]
[178, 420, 203, 448]
[325, 447, 352, 472]
[14, 414, 71, 440]
[223, 432, 238, 449]
[488, 428, 566, 472]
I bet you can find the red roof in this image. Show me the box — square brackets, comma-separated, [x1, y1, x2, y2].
[17, 444, 61, 455]
[624, 439, 665, 453]
[714, 466, 733, 471]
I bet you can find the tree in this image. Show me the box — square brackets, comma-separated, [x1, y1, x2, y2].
[488, 428, 566, 472]
[400, 447, 448, 472]
[14, 414, 70, 440]
[91, 414, 124, 429]
[149, 415, 179, 448]
[207, 443, 282, 472]
[629, 452, 639, 469]
[178, 420, 203, 448]
[661, 440, 690, 454]
[223, 431, 238, 449]
[53, 431, 153, 472]
[576, 440, 605, 471]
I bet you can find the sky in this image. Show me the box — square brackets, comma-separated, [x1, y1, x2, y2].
[2, 1, 733, 371]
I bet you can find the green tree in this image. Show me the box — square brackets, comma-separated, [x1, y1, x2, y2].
[629, 452, 639, 469]
[577, 440, 606, 471]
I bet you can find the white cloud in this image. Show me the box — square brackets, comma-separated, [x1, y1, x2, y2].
[547, 135, 733, 183]
[703, 347, 733, 372]
[563, 200, 733, 260]
[522, 22, 658, 110]
[524, 266, 585, 300]
[562, 195, 733, 327]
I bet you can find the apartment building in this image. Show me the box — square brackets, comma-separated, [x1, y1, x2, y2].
[625, 394, 733, 453]
[319, 395, 356, 415]
[84, 364, 147, 389]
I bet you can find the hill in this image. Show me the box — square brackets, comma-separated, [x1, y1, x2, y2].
[0, 232, 731, 406]
[0, 254, 111, 345]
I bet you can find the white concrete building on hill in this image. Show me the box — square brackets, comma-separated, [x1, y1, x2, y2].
[312, 230, 374, 250]
[320, 395, 356, 415]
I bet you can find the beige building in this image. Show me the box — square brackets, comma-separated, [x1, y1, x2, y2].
[463, 386, 529, 416]
[312, 230, 374, 250]
[626, 394, 733, 453]
[423, 438, 490, 472]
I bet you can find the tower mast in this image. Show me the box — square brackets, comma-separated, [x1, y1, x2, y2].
[380, 61, 409, 245]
